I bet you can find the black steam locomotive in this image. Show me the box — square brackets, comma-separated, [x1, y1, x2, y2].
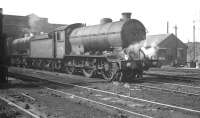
[10, 12, 151, 81]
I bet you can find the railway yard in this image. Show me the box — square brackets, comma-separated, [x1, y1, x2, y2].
[0, 67, 199, 118]
[1, 1, 200, 118]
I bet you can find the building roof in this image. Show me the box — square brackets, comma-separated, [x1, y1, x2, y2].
[144, 33, 171, 47]
[143, 33, 187, 49]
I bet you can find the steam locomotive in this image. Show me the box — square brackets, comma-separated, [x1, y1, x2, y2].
[10, 12, 151, 81]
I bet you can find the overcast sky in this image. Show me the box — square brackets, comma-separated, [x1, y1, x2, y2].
[1, 0, 200, 43]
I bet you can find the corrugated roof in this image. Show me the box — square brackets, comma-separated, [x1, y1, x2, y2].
[144, 34, 171, 47]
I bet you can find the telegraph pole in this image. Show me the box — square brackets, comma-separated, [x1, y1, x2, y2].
[193, 21, 196, 61]
[174, 24, 178, 65]
[173, 25, 178, 66]
[167, 21, 169, 34]
[174, 25, 178, 36]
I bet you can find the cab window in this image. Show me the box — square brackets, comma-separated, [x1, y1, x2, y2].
[57, 31, 65, 42]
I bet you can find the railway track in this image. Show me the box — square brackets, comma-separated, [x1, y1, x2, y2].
[144, 70, 200, 82]
[19, 66, 200, 96]
[131, 82, 200, 96]
[9, 66, 200, 96]
[0, 95, 40, 118]
[45, 87, 153, 118]
[8, 67, 200, 117]
[136, 72, 200, 96]
[1, 86, 124, 118]
[6, 75, 153, 118]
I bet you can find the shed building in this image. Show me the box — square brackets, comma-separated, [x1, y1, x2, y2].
[145, 33, 187, 66]
[3, 13, 66, 55]
[3, 13, 66, 38]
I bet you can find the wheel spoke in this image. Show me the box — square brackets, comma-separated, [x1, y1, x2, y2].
[102, 70, 114, 81]
[83, 68, 94, 78]
[63, 61, 74, 74]
[66, 66, 74, 74]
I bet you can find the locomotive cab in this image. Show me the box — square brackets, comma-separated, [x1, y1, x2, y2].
[52, 28, 66, 58]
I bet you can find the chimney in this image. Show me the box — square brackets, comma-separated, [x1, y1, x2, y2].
[121, 12, 132, 21]
[100, 18, 112, 24]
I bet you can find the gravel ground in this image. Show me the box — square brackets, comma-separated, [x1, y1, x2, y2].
[0, 78, 124, 118]
[7, 67, 200, 118]
[88, 82, 200, 110]
[0, 97, 31, 118]
[50, 82, 200, 118]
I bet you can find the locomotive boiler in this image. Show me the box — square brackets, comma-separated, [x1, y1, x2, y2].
[69, 14, 145, 54]
[10, 12, 149, 81]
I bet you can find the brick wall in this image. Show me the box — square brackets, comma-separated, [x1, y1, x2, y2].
[158, 35, 187, 65]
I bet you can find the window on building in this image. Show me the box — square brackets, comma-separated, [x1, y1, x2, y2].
[158, 48, 168, 60]
[177, 48, 184, 59]
[158, 48, 167, 56]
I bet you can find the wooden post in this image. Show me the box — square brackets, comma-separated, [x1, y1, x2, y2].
[0, 8, 8, 83]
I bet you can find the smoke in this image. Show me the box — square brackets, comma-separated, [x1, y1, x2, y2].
[141, 41, 158, 58]
[21, 14, 42, 37]
[125, 41, 144, 59]
[126, 42, 143, 54]
[124, 40, 158, 60]
[28, 14, 41, 33]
